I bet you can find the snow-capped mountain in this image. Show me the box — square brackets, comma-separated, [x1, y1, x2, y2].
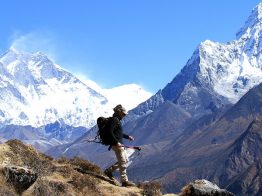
[129, 3, 262, 119]
[82, 79, 152, 111]
[0, 48, 110, 128]
[0, 47, 152, 129]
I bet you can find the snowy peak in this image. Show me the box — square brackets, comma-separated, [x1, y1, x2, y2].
[187, 3, 262, 103]
[255, 2, 262, 18]
[0, 47, 22, 63]
[1, 47, 64, 82]
[197, 36, 262, 103]
[236, 3, 262, 39]
[130, 3, 262, 119]
[0, 48, 112, 128]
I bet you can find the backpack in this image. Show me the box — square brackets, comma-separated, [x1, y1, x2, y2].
[97, 117, 112, 145]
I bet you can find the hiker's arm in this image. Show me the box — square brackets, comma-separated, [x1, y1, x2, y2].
[123, 134, 134, 141]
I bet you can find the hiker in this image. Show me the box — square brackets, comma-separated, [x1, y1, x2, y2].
[104, 104, 136, 187]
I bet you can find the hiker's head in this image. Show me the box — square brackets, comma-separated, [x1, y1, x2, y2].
[113, 104, 127, 119]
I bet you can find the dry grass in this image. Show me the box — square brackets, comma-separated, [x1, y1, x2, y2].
[0, 140, 145, 196]
[0, 185, 17, 196]
[0, 176, 17, 196]
[56, 156, 103, 195]
[6, 140, 55, 176]
[29, 178, 73, 196]
[70, 173, 100, 194]
[98, 181, 142, 196]
[57, 156, 103, 175]
[24, 166, 102, 196]
[138, 181, 162, 196]
[179, 184, 194, 196]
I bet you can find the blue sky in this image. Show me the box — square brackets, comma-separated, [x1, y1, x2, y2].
[0, 0, 261, 93]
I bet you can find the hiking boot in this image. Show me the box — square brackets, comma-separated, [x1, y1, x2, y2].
[104, 169, 114, 179]
[122, 181, 136, 187]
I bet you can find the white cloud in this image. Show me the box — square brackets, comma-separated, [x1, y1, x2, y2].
[9, 30, 58, 61]
[76, 73, 152, 111]
[75, 73, 103, 92]
[102, 84, 152, 111]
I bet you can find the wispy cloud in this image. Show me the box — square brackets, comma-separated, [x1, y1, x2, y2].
[75, 73, 103, 92]
[75, 73, 152, 110]
[9, 30, 58, 61]
[8, 30, 99, 88]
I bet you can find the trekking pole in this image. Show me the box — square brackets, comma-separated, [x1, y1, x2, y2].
[108, 144, 142, 168]
[62, 138, 99, 154]
[121, 144, 141, 151]
[108, 144, 142, 151]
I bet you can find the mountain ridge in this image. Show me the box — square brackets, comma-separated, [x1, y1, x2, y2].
[127, 82, 262, 195]
[126, 3, 262, 123]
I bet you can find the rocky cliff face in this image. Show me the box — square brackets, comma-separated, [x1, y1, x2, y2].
[223, 119, 262, 195]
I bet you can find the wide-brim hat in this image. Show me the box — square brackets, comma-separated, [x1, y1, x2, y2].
[113, 104, 128, 114]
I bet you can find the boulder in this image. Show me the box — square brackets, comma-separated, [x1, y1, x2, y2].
[1, 165, 37, 194]
[180, 179, 234, 196]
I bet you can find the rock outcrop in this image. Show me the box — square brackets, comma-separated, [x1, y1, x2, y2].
[180, 180, 234, 196]
[0, 165, 37, 194]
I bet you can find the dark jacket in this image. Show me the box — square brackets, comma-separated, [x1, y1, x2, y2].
[108, 117, 129, 145]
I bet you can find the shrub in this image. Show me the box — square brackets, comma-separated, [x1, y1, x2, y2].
[138, 181, 162, 196]
[57, 156, 103, 175]
[0, 184, 16, 196]
[6, 139, 55, 176]
[56, 157, 102, 195]
[32, 178, 70, 196]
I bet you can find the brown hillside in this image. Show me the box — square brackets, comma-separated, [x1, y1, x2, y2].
[0, 139, 159, 196]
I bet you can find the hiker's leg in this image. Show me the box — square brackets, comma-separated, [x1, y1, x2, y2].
[104, 156, 119, 180]
[106, 162, 119, 172]
[105, 149, 124, 172]
[112, 145, 128, 183]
